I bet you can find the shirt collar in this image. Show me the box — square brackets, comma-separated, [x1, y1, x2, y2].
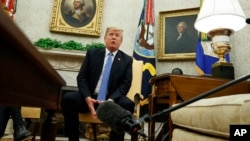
[105, 48, 118, 57]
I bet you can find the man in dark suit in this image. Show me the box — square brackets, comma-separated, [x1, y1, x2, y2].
[61, 27, 134, 141]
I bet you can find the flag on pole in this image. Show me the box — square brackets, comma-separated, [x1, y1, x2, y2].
[133, 0, 156, 98]
[1, 0, 16, 19]
[195, 36, 230, 75]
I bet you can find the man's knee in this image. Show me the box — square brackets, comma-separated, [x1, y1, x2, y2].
[61, 92, 78, 107]
[117, 96, 135, 113]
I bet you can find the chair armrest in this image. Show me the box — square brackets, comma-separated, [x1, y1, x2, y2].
[134, 93, 144, 104]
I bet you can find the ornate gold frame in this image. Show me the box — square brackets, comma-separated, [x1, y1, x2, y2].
[50, 0, 103, 37]
[158, 8, 199, 61]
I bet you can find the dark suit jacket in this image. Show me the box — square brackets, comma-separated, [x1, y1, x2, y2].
[77, 48, 133, 102]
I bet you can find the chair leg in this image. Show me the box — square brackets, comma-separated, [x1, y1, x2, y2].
[25, 118, 32, 129]
[91, 123, 98, 141]
[25, 118, 41, 141]
[31, 121, 41, 141]
[141, 121, 144, 132]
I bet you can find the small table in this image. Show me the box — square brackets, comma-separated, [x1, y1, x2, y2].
[147, 73, 180, 141]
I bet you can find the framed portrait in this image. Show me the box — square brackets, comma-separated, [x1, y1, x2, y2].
[50, 0, 104, 37]
[158, 8, 200, 61]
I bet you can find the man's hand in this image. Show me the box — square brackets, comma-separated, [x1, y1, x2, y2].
[96, 100, 105, 104]
[85, 97, 98, 118]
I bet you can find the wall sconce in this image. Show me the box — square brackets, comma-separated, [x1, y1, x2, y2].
[194, 0, 246, 79]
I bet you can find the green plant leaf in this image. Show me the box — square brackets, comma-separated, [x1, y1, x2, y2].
[34, 38, 104, 51]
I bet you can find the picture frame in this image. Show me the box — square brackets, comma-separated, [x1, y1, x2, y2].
[158, 8, 200, 61]
[50, 0, 104, 37]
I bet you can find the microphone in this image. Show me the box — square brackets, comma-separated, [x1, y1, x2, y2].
[96, 101, 146, 137]
[246, 18, 250, 24]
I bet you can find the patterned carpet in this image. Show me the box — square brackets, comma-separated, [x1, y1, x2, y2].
[0, 139, 130, 141]
[0, 139, 68, 141]
[1, 139, 40, 141]
[1, 122, 159, 141]
[1, 135, 131, 141]
[0, 136, 91, 141]
[0, 138, 130, 141]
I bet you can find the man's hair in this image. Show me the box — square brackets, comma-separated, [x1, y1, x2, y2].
[105, 27, 123, 39]
[177, 21, 187, 29]
[74, 0, 84, 5]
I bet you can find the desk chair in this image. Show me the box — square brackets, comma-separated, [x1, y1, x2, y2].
[21, 107, 41, 141]
[78, 59, 144, 141]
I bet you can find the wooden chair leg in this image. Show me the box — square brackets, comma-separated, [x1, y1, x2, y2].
[31, 121, 41, 141]
[25, 118, 41, 141]
[91, 123, 98, 141]
[25, 118, 32, 129]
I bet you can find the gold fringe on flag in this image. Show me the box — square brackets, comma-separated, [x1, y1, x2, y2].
[198, 0, 209, 41]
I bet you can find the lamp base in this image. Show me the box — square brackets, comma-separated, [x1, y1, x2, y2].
[212, 62, 234, 79]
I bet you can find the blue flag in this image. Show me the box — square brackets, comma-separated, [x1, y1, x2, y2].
[195, 38, 230, 75]
[133, 0, 156, 98]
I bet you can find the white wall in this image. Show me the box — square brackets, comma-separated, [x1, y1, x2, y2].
[234, 0, 250, 77]
[14, 0, 250, 79]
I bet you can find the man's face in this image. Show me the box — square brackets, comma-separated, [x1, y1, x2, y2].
[104, 30, 123, 52]
[177, 24, 186, 33]
[73, 0, 84, 9]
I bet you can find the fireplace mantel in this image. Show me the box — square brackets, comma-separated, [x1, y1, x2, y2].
[38, 48, 86, 72]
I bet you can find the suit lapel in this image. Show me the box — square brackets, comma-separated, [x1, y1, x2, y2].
[107, 51, 122, 85]
[94, 49, 105, 80]
[111, 51, 122, 74]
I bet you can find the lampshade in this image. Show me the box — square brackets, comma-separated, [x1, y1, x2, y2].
[195, 0, 246, 33]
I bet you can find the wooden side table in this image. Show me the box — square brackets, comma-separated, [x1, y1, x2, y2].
[169, 74, 250, 101]
[147, 73, 181, 141]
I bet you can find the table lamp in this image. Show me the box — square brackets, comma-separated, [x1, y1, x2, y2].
[194, 0, 246, 79]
